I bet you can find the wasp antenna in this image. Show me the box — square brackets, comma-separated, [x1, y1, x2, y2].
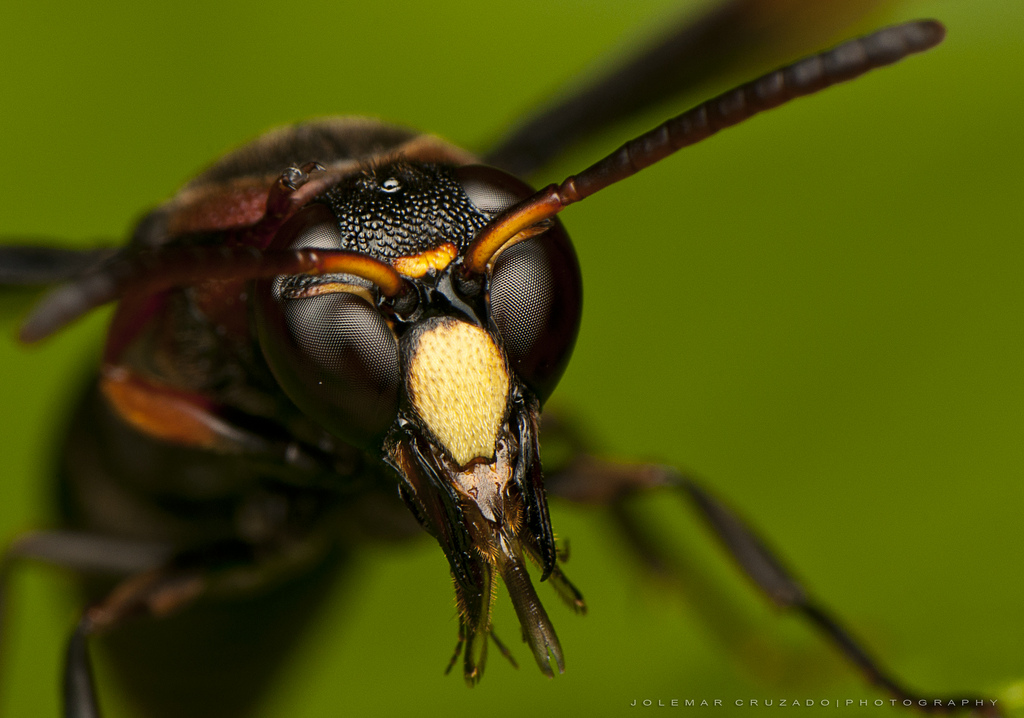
[463, 20, 945, 274]
[18, 247, 409, 343]
[567, 20, 945, 200]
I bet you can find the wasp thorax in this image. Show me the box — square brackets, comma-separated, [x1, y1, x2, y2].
[404, 318, 509, 466]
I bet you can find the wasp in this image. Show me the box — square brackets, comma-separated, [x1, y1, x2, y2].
[0, 1, 1020, 717]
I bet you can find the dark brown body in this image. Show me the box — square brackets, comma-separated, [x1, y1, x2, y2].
[0, 5, 1012, 718]
[58, 120, 468, 717]
[59, 381, 406, 718]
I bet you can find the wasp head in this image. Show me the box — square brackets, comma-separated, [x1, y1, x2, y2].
[254, 158, 583, 682]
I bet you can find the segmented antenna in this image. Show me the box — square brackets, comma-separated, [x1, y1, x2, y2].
[464, 20, 945, 274]
[19, 246, 408, 343]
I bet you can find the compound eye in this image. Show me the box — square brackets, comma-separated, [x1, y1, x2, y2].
[456, 165, 534, 216]
[256, 287, 401, 449]
[489, 221, 582, 405]
[254, 203, 400, 449]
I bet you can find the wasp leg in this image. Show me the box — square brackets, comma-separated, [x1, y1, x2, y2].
[260, 162, 324, 228]
[0, 531, 173, 654]
[0, 528, 340, 718]
[59, 532, 340, 718]
[2, 531, 173, 576]
[0, 246, 119, 320]
[0, 531, 176, 718]
[541, 434, 1000, 716]
[63, 564, 207, 718]
[0, 246, 118, 286]
[65, 622, 99, 718]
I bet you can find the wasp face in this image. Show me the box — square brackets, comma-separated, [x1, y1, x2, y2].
[254, 158, 583, 680]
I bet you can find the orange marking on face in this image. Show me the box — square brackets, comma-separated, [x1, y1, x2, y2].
[285, 281, 375, 305]
[393, 243, 457, 278]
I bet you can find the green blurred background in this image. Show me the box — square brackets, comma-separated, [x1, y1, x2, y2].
[1, 1, 1021, 716]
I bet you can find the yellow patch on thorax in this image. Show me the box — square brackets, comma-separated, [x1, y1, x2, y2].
[406, 319, 509, 466]
[392, 242, 457, 278]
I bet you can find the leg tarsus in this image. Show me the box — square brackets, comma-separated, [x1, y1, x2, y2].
[676, 478, 806, 607]
[63, 622, 100, 718]
[544, 563, 587, 615]
[5, 531, 172, 575]
[545, 452, 1002, 716]
[1, 529, 174, 704]
[676, 477, 1003, 715]
[443, 628, 465, 676]
[488, 630, 519, 670]
[58, 565, 206, 718]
